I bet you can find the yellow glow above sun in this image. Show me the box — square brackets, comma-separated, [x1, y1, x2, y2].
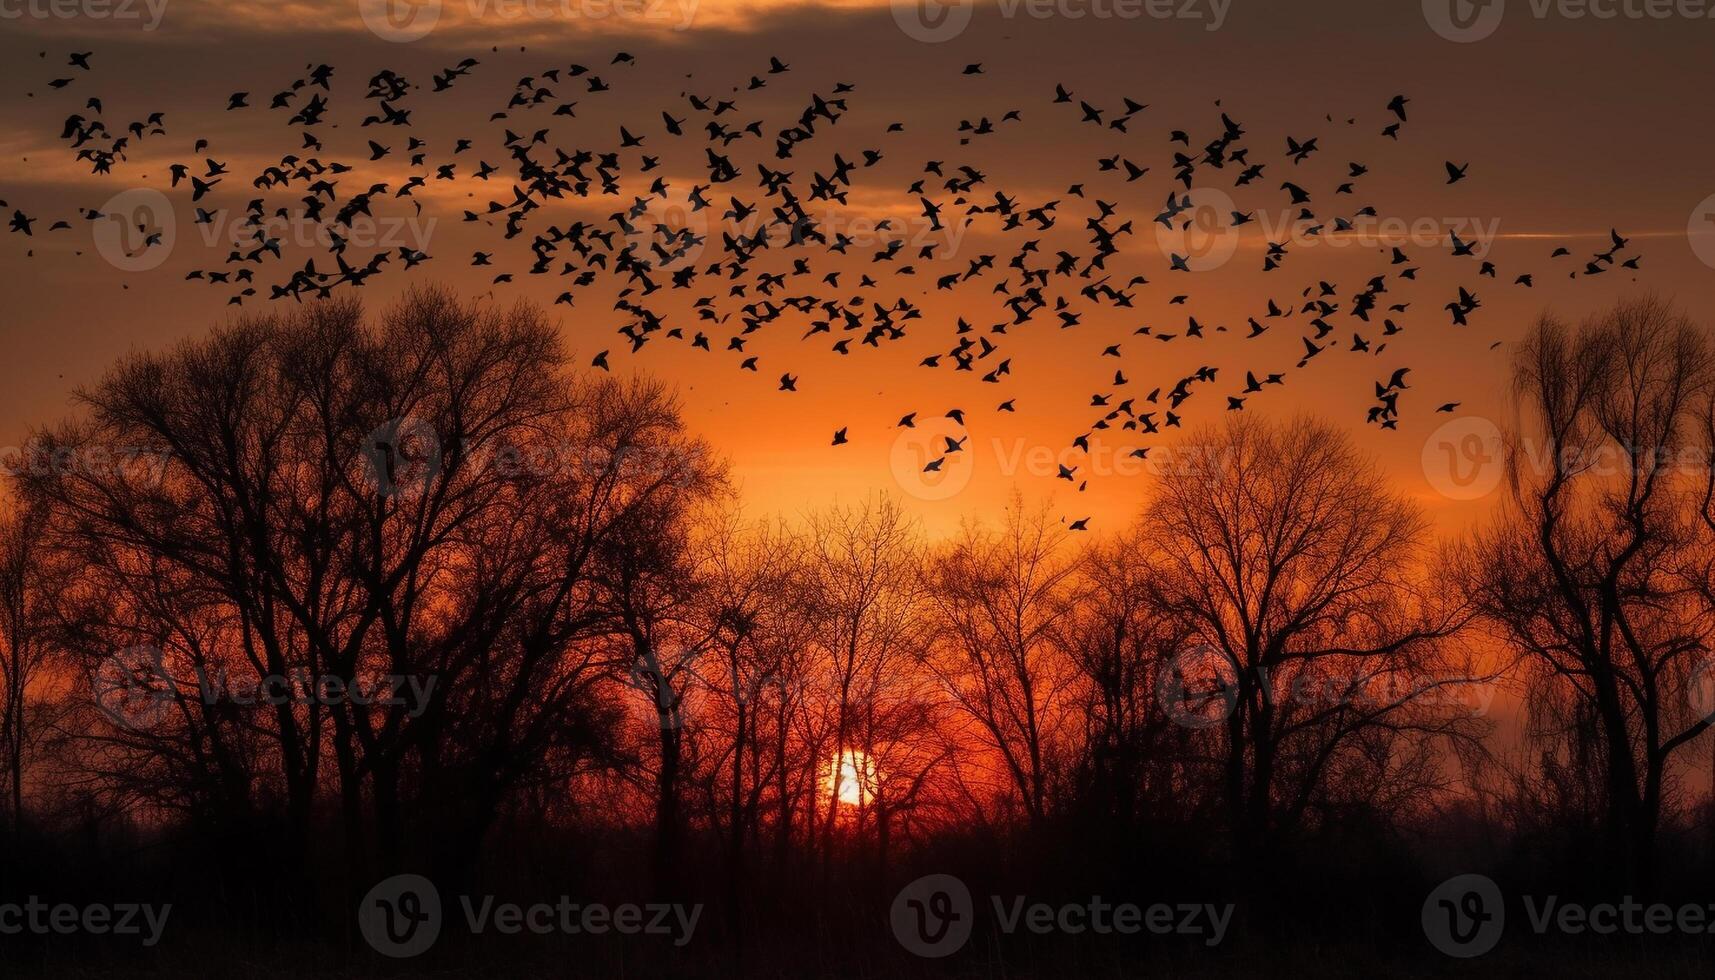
[826, 749, 878, 807]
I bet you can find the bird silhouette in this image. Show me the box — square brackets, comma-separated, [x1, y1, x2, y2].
[2, 50, 1648, 499]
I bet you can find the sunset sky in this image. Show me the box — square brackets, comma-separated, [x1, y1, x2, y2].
[5, 0, 1715, 538]
[7, 11, 1715, 964]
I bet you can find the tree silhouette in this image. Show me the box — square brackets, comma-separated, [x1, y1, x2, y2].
[0, 498, 65, 839]
[15, 288, 720, 896]
[1464, 296, 1715, 892]
[924, 495, 1076, 828]
[1146, 415, 1476, 866]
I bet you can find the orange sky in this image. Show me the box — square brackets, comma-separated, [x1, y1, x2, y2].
[5, 0, 1715, 540]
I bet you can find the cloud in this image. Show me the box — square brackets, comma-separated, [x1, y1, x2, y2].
[0, 0, 904, 42]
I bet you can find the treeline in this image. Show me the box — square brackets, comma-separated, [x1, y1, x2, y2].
[0, 290, 1712, 968]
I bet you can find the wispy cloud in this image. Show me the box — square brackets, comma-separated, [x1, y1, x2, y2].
[0, 0, 903, 42]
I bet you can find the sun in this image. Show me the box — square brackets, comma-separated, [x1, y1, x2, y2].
[825, 749, 878, 807]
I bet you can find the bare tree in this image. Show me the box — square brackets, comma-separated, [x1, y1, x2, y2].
[0, 498, 65, 839]
[687, 513, 815, 874]
[590, 436, 728, 895]
[1063, 527, 1197, 830]
[15, 288, 720, 897]
[801, 496, 926, 869]
[1467, 296, 1715, 891]
[1148, 415, 1474, 864]
[923, 495, 1076, 827]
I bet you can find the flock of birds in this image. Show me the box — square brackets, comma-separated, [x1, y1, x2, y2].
[5, 48, 1650, 531]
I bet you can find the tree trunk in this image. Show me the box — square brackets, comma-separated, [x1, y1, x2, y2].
[654, 710, 683, 897]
